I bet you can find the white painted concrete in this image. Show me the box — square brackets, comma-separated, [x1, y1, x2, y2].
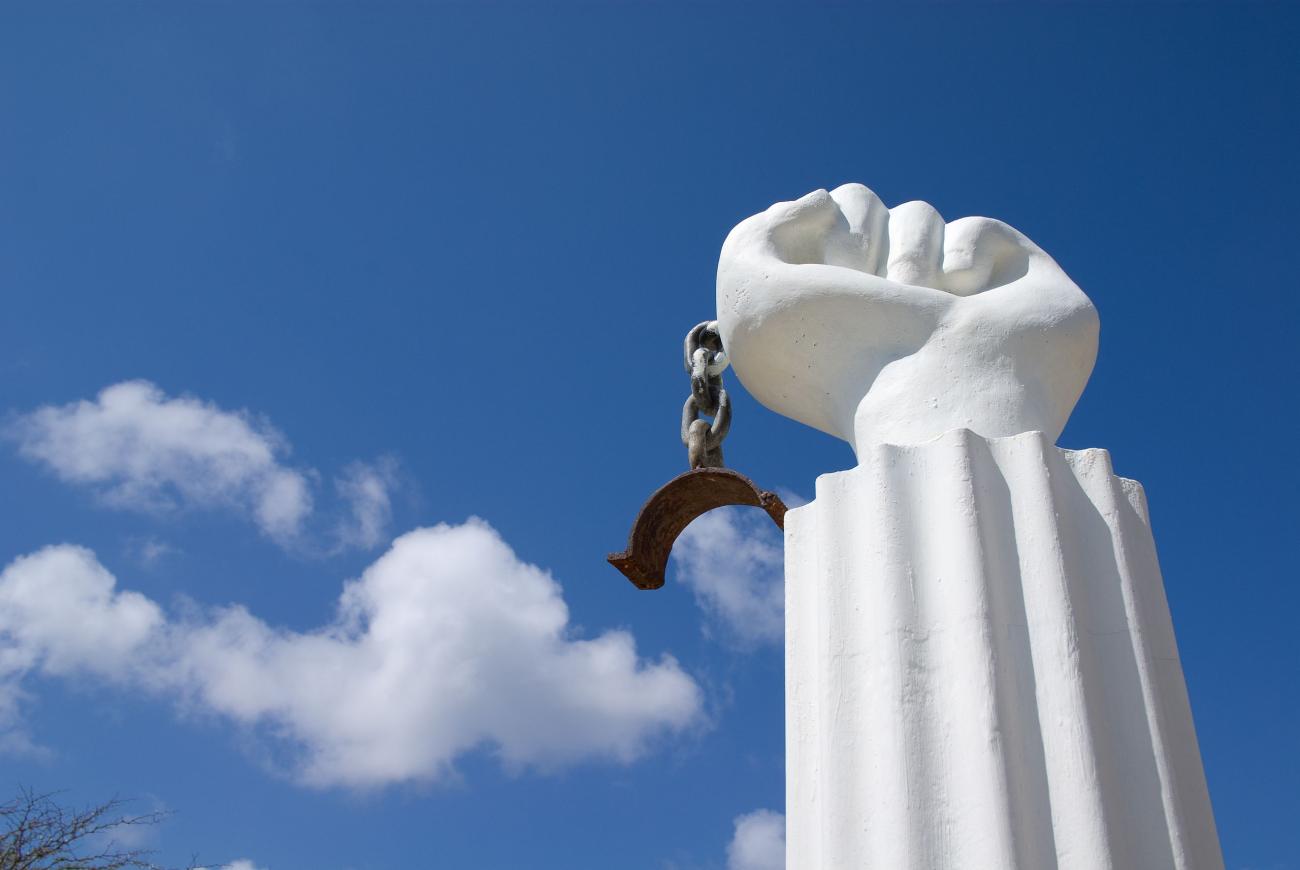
[716, 186, 1222, 868]
[716, 184, 1100, 453]
[784, 431, 1222, 870]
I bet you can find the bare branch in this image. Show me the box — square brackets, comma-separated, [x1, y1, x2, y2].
[0, 787, 183, 870]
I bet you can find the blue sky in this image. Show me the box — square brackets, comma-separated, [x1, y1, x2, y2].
[1, 2, 1297, 868]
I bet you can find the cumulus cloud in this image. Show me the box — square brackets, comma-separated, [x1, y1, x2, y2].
[727, 809, 785, 870]
[0, 545, 163, 682]
[220, 861, 266, 870]
[0, 521, 703, 788]
[672, 507, 785, 647]
[8, 381, 311, 541]
[0, 545, 164, 753]
[7, 381, 395, 550]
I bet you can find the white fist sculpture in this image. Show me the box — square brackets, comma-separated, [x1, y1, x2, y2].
[716, 184, 1099, 453]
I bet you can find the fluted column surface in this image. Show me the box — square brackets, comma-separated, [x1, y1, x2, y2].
[785, 429, 1221, 870]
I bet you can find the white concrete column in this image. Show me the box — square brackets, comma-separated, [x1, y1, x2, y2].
[784, 429, 1222, 870]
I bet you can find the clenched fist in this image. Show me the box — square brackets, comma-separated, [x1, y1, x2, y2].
[716, 184, 1099, 453]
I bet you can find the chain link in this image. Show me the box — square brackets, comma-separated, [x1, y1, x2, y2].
[681, 321, 731, 469]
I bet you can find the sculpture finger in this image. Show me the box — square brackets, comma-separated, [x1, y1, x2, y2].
[887, 200, 945, 288]
[938, 216, 1031, 296]
[765, 189, 841, 266]
[826, 183, 889, 276]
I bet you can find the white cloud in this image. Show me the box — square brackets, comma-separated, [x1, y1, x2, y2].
[333, 458, 398, 551]
[672, 507, 785, 647]
[727, 809, 785, 870]
[0, 545, 163, 681]
[8, 381, 312, 543]
[7, 381, 397, 551]
[0, 521, 703, 789]
[220, 861, 265, 870]
[125, 536, 178, 567]
[0, 545, 164, 755]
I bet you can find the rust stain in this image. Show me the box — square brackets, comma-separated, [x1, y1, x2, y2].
[608, 467, 787, 590]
